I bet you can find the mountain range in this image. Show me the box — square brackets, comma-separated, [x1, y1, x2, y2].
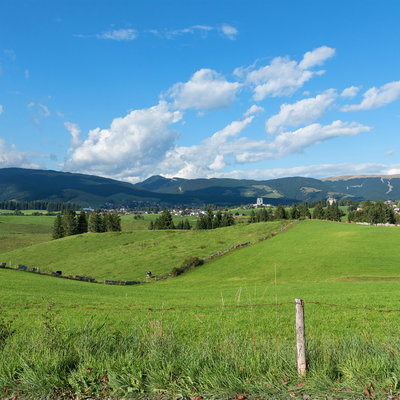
[0, 168, 399, 207]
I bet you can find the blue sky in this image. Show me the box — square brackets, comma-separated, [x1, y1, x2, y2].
[1, 0, 400, 183]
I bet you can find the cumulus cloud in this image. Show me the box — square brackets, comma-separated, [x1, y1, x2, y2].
[243, 104, 264, 117]
[158, 115, 255, 179]
[168, 69, 241, 111]
[0, 139, 41, 169]
[65, 101, 182, 179]
[64, 122, 82, 149]
[0, 105, 3, 115]
[244, 46, 335, 100]
[341, 86, 360, 98]
[96, 28, 137, 41]
[341, 81, 400, 111]
[266, 89, 337, 134]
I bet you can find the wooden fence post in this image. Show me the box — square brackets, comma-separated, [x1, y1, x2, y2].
[295, 298, 306, 377]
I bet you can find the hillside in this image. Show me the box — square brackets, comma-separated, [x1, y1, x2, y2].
[0, 168, 185, 207]
[1, 220, 288, 281]
[1, 167, 400, 207]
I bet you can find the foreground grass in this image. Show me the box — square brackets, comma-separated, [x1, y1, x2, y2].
[0, 220, 399, 398]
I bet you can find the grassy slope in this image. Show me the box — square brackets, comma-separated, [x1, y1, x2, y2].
[1, 220, 399, 319]
[0, 215, 54, 253]
[1, 220, 400, 399]
[1, 219, 287, 281]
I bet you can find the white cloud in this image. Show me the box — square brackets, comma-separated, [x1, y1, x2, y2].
[0, 105, 3, 115]
[0, 139, 41, 169]
[341, 86, 360, 98]
[243, 104, 264, 117]
[341, 81, 400, 111]
[154, 24, 238, 40]
[244, 46, 335, 100]
[96, 29, 137, 41]
[168, 69, 241, 111]
[209, 154, 226, 171]
[158, 115, 254, 179]
[39, 104, 50, 117]
[266, 89, 337, 134]
[24, 69, 29, 80]
[27, 102, 50, 117]
[298, 46, 335, 69]
[65, 101, 182, 178]
[220, 24, 238, 40]
[64, 122, 82, 149]
[236, 120, 371, 162]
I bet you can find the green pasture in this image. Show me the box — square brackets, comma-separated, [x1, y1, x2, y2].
[0, 214, 55, 253]
[1, 220, 288, 281]
[0, 220, 399, 398]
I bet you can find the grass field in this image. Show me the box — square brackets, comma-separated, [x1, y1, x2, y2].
[0, 214, 55, 253]
[0, 219, 399, 399]
[1, 220, 288, 281]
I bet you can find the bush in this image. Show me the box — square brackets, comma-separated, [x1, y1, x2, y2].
[171, 256, 202, 277]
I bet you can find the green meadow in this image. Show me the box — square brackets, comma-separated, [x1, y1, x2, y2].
[0, 218, 399, 399]
[0, 214, 55, 253]
[0, 219, 287, 281]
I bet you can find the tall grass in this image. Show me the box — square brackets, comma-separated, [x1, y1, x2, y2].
[0, 308, 399, 399]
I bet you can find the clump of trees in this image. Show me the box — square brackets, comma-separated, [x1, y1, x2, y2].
[52, 210, 121, 239]
[148, 210, 191, 230]
[312, 202, 345, 222]
[248, 208, 273, 223]
[348, 201, 396, 224]
[196, 208, 235, 229]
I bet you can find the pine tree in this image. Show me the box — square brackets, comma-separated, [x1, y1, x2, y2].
[52, 215, 65, 239]
[312, 203, 325, 219]
[110, 211, 121, 231]
[299, 204, 311, 219]
[289, 204, 300, 219]
[64, 209, 78, 236]
[275, 204, 287, 220]
[77, 211, 88, 234]
[89, 210, 105, 232]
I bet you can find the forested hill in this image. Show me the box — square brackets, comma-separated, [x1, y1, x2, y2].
[1, 168, 400, 207]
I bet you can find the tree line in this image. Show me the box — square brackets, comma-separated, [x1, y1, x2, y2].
[0, 200, 80, 211]
[52, 210, 121, 239]
[148, 208, 235, 230]
[248, 202, 344, 223]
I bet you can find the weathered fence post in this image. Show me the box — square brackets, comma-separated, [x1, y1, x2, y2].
[295, 298, 306, 377]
